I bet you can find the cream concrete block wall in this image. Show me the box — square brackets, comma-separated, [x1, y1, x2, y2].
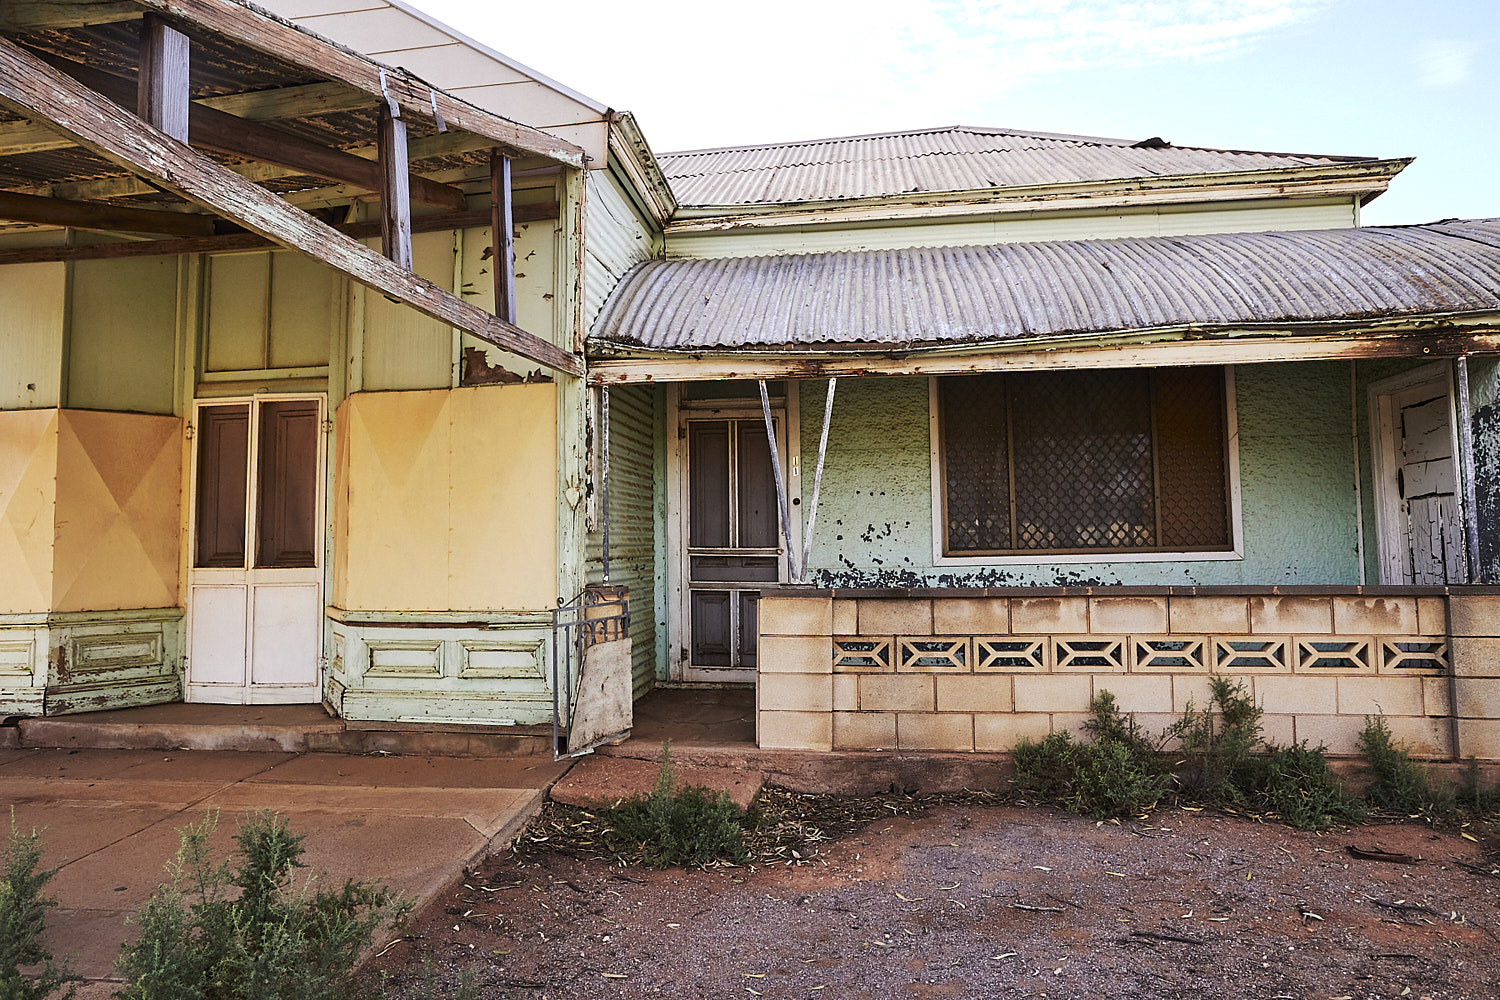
[1451, 595, 1500, 760]
[337, 384, 557, 613]
[756, 592, 1469, 757]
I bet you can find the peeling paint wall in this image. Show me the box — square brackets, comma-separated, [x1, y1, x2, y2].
[1467, 356, 1500, 583]
[335, 384, 557, 612]
[797, 363, 1363, 587]
[0, 263, 66, 410]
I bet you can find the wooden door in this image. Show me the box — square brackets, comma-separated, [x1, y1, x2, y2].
[679, 414, 785, 682]
[186, 396, 324, 703]
[1371, 367, 1467, 585]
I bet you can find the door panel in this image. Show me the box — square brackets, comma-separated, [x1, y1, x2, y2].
[1372, 369, 1467, 586]
[681, 412, 786, 681]
[250, 583, 321, 686]
[256, 400, 320, 568]
[195, 405, 250, 568]
[187, 584, 247, 686]
[187, 395, 324, 704]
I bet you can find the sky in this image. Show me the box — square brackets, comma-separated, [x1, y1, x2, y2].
[408, 0, 1498, 226]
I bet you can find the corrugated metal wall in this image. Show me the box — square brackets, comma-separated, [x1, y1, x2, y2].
[586, 383, 660, 698]
[584, 170, 657, 329]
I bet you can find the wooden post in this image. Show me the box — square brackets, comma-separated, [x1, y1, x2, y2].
[377, 103, 412, 270]
[490, 149, 516, 324]
[137, 14, 189, 142]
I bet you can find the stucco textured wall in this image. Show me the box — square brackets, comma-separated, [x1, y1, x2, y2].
[798, 363, 1363, 587]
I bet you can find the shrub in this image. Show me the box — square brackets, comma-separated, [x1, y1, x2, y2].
[1012, 693, 1171, 820]
[1359, 715, 1453, 818]
[0, 817, 76, 1000]
[1251, 742, 1367, 831]
[605, 743, 749, 868]
[1458, 757, 1500, 817]
[116, 811, 407, 1000]
[1167, 677, 1264, 804]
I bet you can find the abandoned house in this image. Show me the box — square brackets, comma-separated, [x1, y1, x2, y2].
[1, 0, 1498, 761]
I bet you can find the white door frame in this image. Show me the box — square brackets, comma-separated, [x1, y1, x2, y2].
[184, 392, 327, 703]
[1367, 361, 1466, 585]
[666, 384, 801, 683]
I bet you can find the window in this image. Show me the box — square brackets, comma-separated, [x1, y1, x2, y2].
[937, 367, 1234, 557]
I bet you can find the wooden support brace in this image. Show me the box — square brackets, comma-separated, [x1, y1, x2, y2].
[137, 14, 190, 142]
[0, 34, 581, 376]
[491, 149, 516, 325]
[378, 104, 412, 270]
[0, 2, 142, 30]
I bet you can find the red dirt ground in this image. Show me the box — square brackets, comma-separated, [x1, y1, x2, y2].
[373, 802, 1500, 1000]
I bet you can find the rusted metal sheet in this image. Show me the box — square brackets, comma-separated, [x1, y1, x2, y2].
[659, 125, 1370, 206]
[590, 220, 1500, 354]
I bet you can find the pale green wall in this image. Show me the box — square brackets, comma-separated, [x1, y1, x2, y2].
[68, 257, 178, 414]
[797, 362, 1366, 587]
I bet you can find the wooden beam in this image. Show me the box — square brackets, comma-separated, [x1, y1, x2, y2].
[197, 80, 369, 121]
[0, 203, 560, 264]
[378, 104, 412, 269]
[0, 189, 215, 236]
[0, 2, 142, 30]
[48, 56, 469, 212]
[491, 150, 515, 324]
[137, 15, 190, 142]
[0, 35, 581, 376]
[586, 324, 1500, 385]
[133, 0, 585, 168]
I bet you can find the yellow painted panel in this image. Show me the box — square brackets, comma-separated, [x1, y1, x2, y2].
[361, 231, 454, 391]
[0, 263, 66, 409]
[268, 251, 337, 369]
[205, 252, 270, 372]
[336, 384, 557, 612]
[0, 409, 58, 613]
[67, 257, 178, 413]
[341, 388, 451, 609]
[52, 410, 182, 612]
[449, 383, 556, 610]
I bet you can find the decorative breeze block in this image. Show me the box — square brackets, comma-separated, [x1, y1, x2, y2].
[1379, 638, 1448, 674]
[897, 637, 969, 671]
[1132, 635, 1208, 671]
[975, 636, 1047, 672]
[1294, 636, 1375, 673]
[1212, 636, 1292, 672]
[1054, 636, 1126, 671]
[833, 637, 893, 671]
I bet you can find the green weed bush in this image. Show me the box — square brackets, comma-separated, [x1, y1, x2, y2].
[1251, 742, 1367, 831]
[0, 818, 75, 1000]
[1359, 715, 1453, 818]
[116, 811, 406, 1000]
[1012, 693, 1171, 819]
[605, 744, 749, 868]
[1167, 677, 1264, 804]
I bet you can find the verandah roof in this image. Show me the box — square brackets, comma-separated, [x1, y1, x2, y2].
[589, 219, 1500, 357]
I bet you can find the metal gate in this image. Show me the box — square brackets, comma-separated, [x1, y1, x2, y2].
[550, 587, 631, 759]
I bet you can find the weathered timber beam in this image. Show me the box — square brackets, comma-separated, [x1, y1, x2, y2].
[0, 81, 374, 158]
[0, 203, 560, 263]
[491, 150, 515, 324]
[0, 189, 215, 236]
[132, 0, 585, 168]
[585, 325, 1500, 384]
[0, 36, 581, 376]
[49, 56, 468, 212]
[137, 15, 190, 141]
[0, 2, 141, 30]
[378, 104, 412, 269]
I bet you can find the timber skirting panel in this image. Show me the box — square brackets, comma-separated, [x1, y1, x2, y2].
[756, 593, 1499, 758]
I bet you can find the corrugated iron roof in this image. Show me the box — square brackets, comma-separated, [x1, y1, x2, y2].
[657, 125, 1372, 206]
[589, 219, 1500, 352]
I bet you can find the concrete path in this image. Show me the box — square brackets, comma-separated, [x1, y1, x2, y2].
[0, 747, 568, 993]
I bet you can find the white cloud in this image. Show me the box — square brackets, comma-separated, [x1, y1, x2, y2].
[1416, 39, 1478, 87]
[403, 0, 1330, 147]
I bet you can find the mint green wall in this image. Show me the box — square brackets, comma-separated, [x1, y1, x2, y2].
[797, 362, 1365, 587]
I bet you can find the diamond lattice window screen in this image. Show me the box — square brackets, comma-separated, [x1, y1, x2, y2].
[940, 368, 1231, 556]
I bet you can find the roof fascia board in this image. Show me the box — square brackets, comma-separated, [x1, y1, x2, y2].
[606, 112, 677, 226]
[586, 312, 1500, 384]
[132, 0, 586, 168]
[666, 159, 1412, 231]
[0, 31, 581, 376]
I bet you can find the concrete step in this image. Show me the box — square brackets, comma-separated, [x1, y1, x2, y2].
[12, 704, 556, 757]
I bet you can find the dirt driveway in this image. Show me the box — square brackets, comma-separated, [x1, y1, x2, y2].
[374, 801, 1500, 1000]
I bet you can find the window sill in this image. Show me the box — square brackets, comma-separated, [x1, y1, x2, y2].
[932, 548, 1245, 567]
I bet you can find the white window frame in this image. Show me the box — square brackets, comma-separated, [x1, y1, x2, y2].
[927, 368, 1244, 566]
